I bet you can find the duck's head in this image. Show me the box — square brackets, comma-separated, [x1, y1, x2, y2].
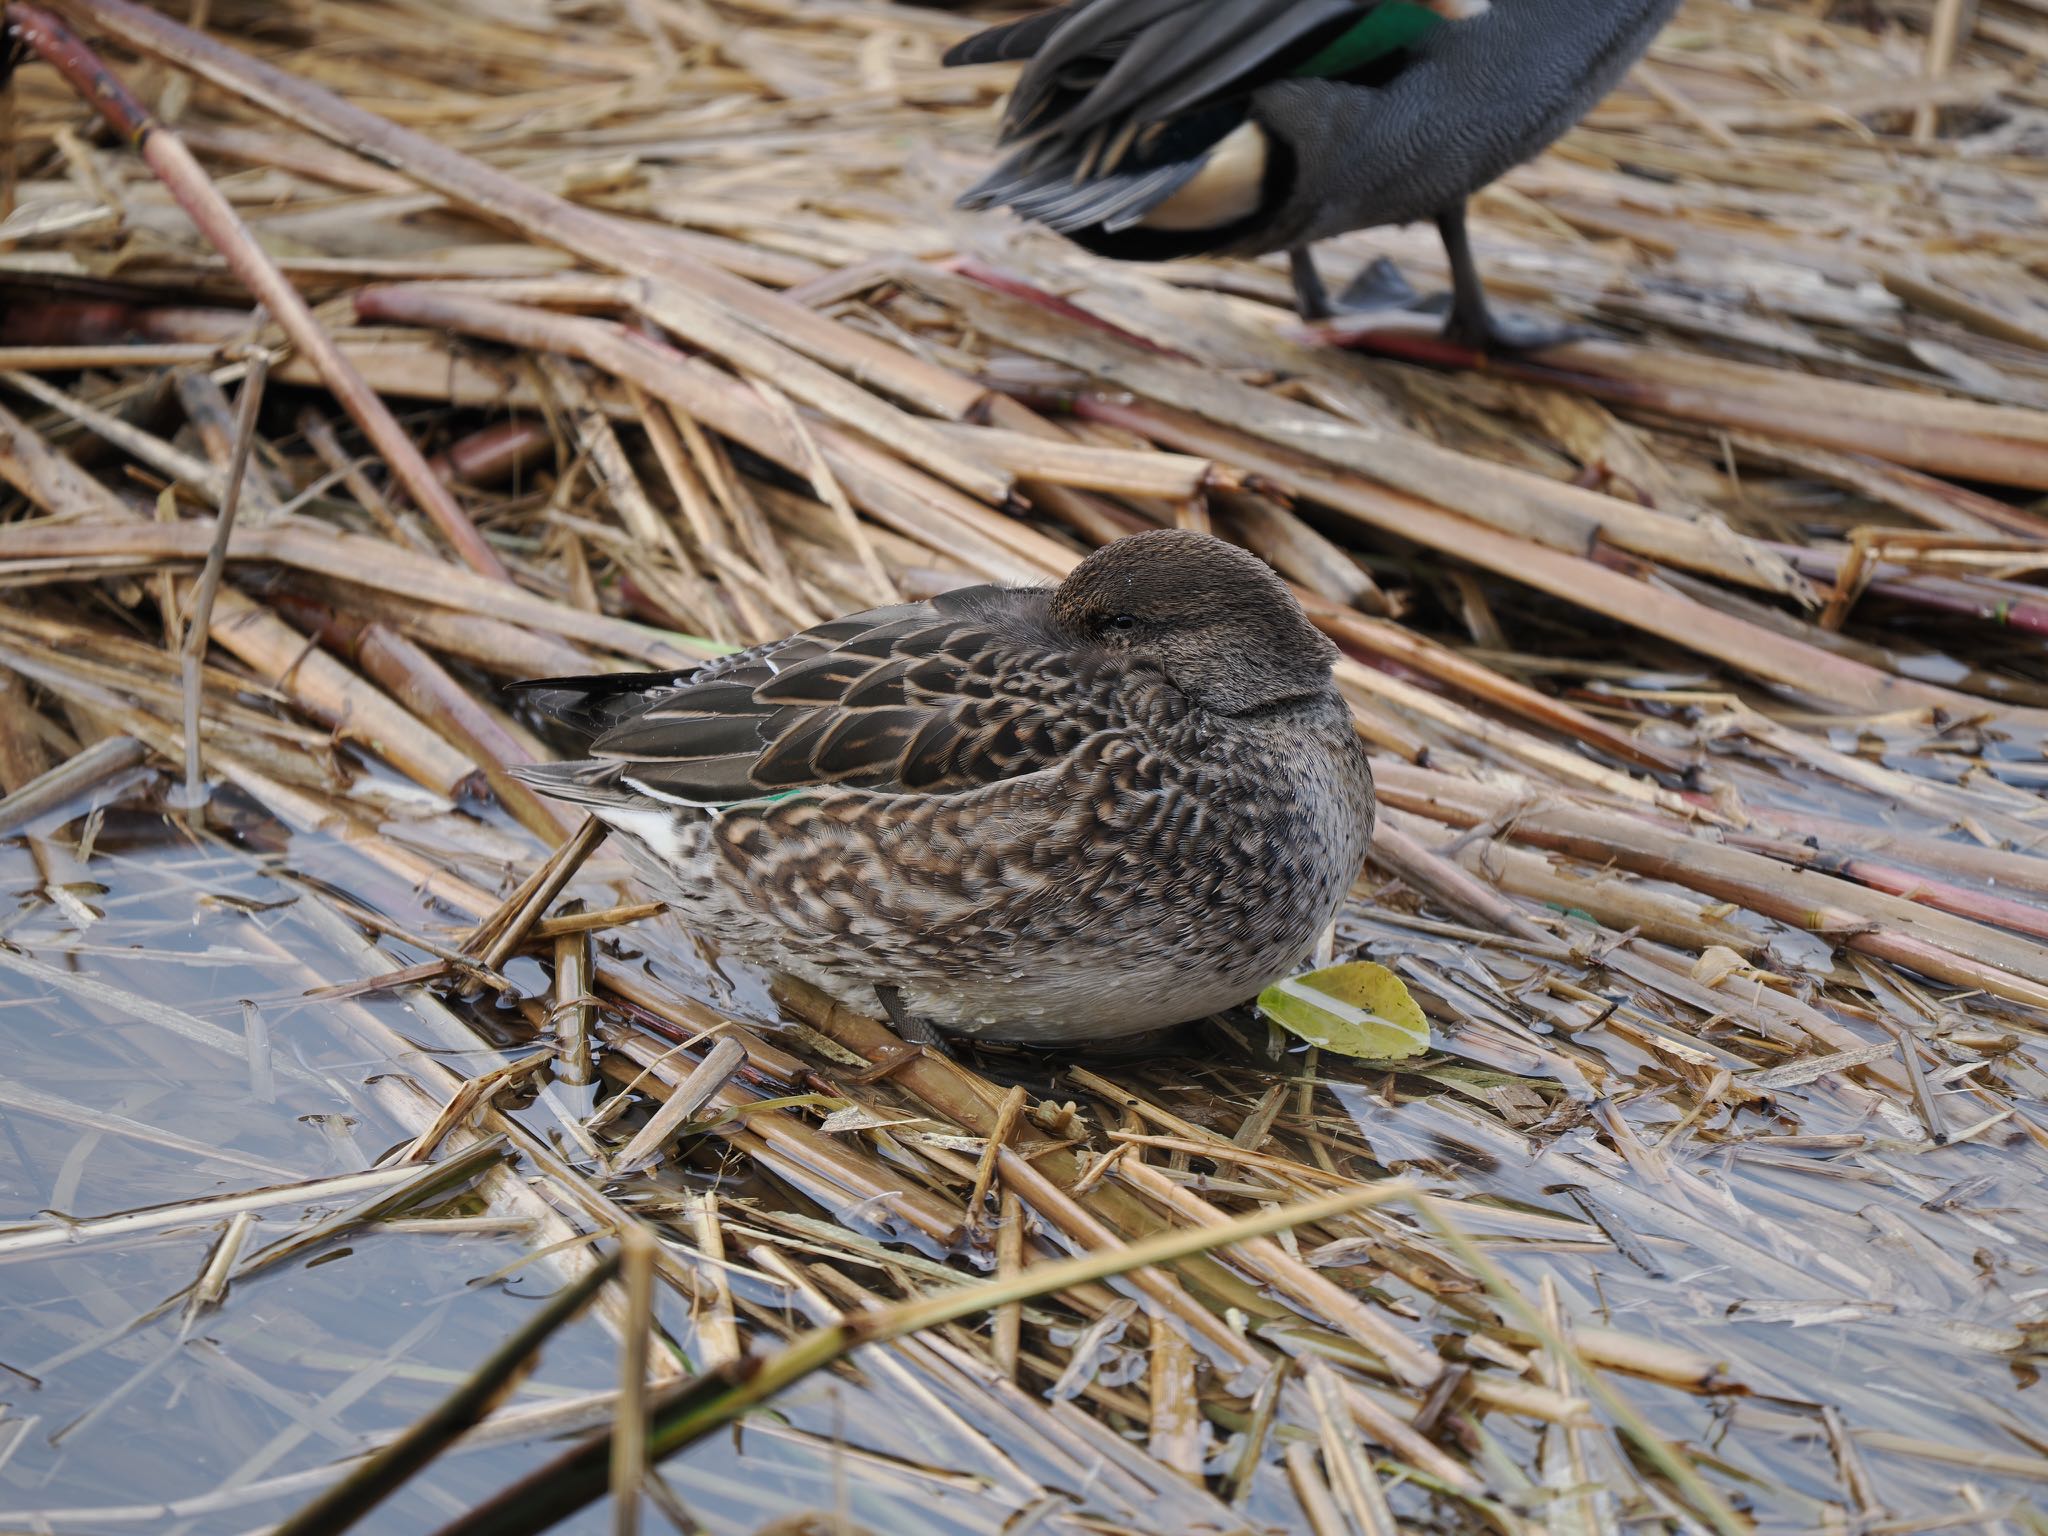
[1050, 530, 1338, 714]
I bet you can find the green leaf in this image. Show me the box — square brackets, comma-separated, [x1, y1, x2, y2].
[1257, 961, 1430, 1061]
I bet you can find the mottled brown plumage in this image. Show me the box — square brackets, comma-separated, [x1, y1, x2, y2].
[513, 531, 1375, 1043]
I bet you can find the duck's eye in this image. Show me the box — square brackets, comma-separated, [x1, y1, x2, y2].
[1107, 613, 1138, 633]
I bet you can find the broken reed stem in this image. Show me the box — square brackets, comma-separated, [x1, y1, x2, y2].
[967, 1084, 1028, 1229]
[36, 0, 987, 423]
[5, 3, 511, 582]
[551, 910, 595, 1088]
[178, 349, 268, 821]
[610, 1224, 657, 1536]
[1913, 0, 1969, 143]
[611, 1036, 747, 1172]
[0, 733, 147, 836]
[270, 1253, 622, 1536]
[529, 902, 666, 942]
[1415, 1197, 1750, 1536]
[992, 1189, 1024, 1382]
[429, 1180, 1423, 1536]
[466, 817, 607, 970]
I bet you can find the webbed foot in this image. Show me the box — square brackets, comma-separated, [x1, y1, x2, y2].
[1292, 247, 1424, 323]
[1295, 244, 1581, 355]
[1334, 255, 1422, 312]
[1434, 201, 1585, 356]
[1438, 303, 1589, 356]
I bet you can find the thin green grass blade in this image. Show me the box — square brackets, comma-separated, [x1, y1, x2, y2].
[273, 1250, 623, 1536]
[433, 1180, 1421, 1536]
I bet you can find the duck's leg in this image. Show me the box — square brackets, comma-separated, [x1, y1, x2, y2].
[1288, 247, 1335, 322]
[1434, 202, 1582, 354]
[875, 982, 953, 1055]
[1299, 218, 1581, 352]
[1294, 246, 1420, 322]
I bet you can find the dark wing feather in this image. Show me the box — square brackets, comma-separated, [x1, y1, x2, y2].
[512, 585, 1145, 807]
[961, 104, 1234, 234]
[1003, 0, 1360, 144]
[507, 669, 700, 739]
[1027, 0, 1356, 142]
[942, 4, 1087, 67]
[950, 0, 1467, 239]
[506, 604, 927, 739]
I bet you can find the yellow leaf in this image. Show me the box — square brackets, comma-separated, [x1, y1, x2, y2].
[1257, 961, 1430, 1061]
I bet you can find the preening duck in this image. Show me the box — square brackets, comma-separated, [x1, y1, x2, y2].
[947, 0, 1682, 351]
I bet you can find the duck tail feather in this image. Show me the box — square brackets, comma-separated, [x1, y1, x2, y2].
[507, 759, 635, 809]
[507, 671, 697, 739]
[942, 5, 1078, 68]
[959, 103, 1235, 232]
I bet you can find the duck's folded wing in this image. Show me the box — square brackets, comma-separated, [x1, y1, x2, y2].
[506, 606, 925, 740]
[513, 589, 1121, 807]
[1000, 0, 1359, 144]
[942, 4, 1084, 68]
[953, 1, 1482, 235]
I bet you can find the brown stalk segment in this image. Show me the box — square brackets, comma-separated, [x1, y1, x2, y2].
[611, 1037, 749, 1172]
[599, 1024, 965, 1248]
[993, 1147, 1267, 1378]
[1112, 1156, 1446, 1396]
[1332, 330, 2048, 491]
[1310, 599, 1688, 778]
[38, 0, 990, 423]
[205, 595, 482, 800]
[178, 352, 270, 819]
[1083, 395, 2006, 721]
[352, 286, 1062, 586]
[538, 355, 739, 646]
[271, 582, 596, 684]
[172, 368, 285, 521]
[1376, 763, 2048, 1008]
[0, 517, 708, 666]
[1372, 819, 1553, 942]
[7, 3, 511, 582]
[0, 399, 478, 798]
[288, 599, 580, 842]
[923, 261, 1810, 601]
[472, 817, 607, 971]
[528, 901, 666, 942]
[771, 976, 1291, 1329]
[0, 735, 148, 836]
[0, 668, 55, 793]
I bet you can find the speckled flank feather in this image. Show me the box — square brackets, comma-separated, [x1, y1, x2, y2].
[513, 531, 1376, 1043]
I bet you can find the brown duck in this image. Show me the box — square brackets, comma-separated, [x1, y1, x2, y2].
[513, 531, 1375, 1044]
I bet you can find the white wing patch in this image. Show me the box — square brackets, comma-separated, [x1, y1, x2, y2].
[597, 803, 701, 867]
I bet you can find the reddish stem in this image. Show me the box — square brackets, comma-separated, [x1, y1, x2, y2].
[948, 257, 1197, 361]
[5, 2, 513, 584]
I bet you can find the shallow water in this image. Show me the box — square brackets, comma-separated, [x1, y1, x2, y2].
[0, 799, 1002, 1536]
[3, 759, 2047, 1534]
